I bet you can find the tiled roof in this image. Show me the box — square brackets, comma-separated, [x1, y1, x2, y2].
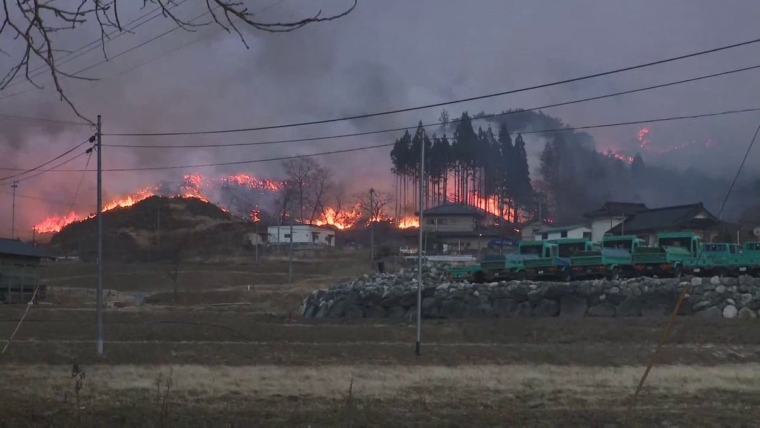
[584, 201, 649, 218]
[0, 238, 52, 258]
[608, 203, 719, 234]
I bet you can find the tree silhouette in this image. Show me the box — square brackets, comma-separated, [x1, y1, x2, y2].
[0, 0, 357, 120]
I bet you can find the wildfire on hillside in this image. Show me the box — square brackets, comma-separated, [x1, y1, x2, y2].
[33, 172, 421, 234]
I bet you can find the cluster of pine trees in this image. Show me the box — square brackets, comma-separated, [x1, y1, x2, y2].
[390, 112, 533, 222]
[389, 108, 758, 226]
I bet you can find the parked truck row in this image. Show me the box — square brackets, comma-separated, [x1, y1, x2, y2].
[447, 232, 760, 283]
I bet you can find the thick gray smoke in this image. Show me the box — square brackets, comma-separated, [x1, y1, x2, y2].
[2, 0, 760, 236]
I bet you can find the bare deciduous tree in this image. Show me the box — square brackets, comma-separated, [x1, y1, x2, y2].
[307, 164, 332, 223]
[0, 0, 357, 121]
[281, 156, 335, 224]
[354, 189, 393, 222]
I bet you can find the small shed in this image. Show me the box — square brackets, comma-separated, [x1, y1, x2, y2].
[0, 238, 53, 303]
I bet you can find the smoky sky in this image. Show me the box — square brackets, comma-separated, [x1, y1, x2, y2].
[2, 0, 760, 235]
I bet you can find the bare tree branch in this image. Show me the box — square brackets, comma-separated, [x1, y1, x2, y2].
[0, 0, 357, 121]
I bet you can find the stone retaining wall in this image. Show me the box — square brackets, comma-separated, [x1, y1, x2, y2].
[302, 267, 760, 319]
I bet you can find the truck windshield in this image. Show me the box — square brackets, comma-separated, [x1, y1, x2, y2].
[557, 243, 587, 257]
[659, 237, 692, 248]
[520, 245, 543, 256]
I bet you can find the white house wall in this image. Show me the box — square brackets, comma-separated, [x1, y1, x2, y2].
[591, 218, 623, 243]
[533, 227, 591, 241]
[267, 226, 335, 246]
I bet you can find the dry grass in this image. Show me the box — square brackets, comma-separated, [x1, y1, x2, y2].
[5, 363, 759, 404]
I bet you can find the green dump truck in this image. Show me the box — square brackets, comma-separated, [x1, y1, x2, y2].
[687, 241, 760, 277]
[569, 235, 645, 280]
[521, 241, 574, 281]
[473, 241, 551, 282]
[631, 232, 700, 278]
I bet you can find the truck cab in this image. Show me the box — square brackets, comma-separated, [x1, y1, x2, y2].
[692, 242, 758, 277]
[569, 235, 644, 280]
[546, 238, 594, 258]
[522, 242, 573, 281]
[601, 235, 646, 252]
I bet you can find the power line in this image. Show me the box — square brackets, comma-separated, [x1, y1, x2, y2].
[106, 62, 760, 149]
[17, 152, 90, 183]
[0, 136, 94, 182]
[717, 123, 760, 219]
[0, 0, 196, 102]
[107, 0, 284, 79]
[105, 36, 760, 137]
[0, 4, 169, 93]
[10, 105, 760, 177]
[104, 106, 760, 153]
[0, 114, 91, 126]
[0, 191, 89, 208]
[65, 150, 95, 216]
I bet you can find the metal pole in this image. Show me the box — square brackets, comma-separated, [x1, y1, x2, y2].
[416, 136, 424, 357]
[288, 220, 293, 285]
[96, 115, 104, 356]
[370, 188, 375, 264]
[10, 181, 18, 239]
[255, 221, 259, 263]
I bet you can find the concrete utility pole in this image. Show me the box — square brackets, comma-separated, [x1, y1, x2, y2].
[96, 115, 104, 356]
[416, 136, 425, 357]
[369, 188, 375, 265]
[10, 181, 18, 239]
[288, 219, 294, 285]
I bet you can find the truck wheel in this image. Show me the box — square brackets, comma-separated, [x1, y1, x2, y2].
[473, 271, 486, 284]
[516, 271, 527, 281]
[673, 265, 683, 279]
[561, 270, 572, 282]
[608, 267, 620, 281]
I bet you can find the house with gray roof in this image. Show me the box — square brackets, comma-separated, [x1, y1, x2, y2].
[0, 238, 52, 303]
[583, 201, 649, 243]
[405, 202, 508, 254]
[607, 202, 722, 245]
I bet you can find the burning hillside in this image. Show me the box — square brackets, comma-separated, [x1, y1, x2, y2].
[33, 172, 419, 234]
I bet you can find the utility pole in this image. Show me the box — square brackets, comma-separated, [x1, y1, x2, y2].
[369, 188, 375, 265]
[416, 136, 425, 357]
[288, 218, 294, 285]
[96, 115, 104, 356]
[10, 181, 18, 239]
[156, 205, 161, 246]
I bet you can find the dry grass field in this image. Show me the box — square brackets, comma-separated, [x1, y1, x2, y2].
[2, 254, 760, 426]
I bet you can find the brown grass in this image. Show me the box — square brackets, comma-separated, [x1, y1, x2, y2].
[5, 363, 759, 403]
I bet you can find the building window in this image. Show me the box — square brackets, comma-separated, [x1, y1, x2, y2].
[427, 218, 436, 225]
[541, 233, 548, 240]
[560, 231, 568, 238]
[583, 232, 592, 240]
[284, 234, 291, 238]
[438, 218, 448, 225]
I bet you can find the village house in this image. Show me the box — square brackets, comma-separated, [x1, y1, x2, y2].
[526, 224, 592, 242]
[583, 201, 649, 243]
[0, 238, 53, 303]
[413, 202, 503, 254]
[607, 202, 722, 245]
[266, 225, 336, 246]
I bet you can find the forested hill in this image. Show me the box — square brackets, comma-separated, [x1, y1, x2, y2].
[389, 110, 758, 224]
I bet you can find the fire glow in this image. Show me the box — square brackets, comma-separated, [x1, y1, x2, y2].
[33, 173, 421, 233]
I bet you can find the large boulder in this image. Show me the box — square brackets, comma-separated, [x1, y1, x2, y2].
[617, 297, 642, 317]
[588, 302, 616, 318]
[559, 295, 587, 319]
[533, 299, 560, 317]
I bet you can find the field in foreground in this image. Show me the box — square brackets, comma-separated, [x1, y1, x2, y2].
[2, 260, 760, 426]
[2, 310, 760, 426]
